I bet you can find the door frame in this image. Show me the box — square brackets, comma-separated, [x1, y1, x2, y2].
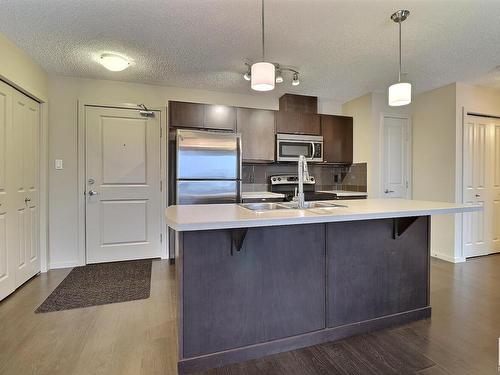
[378, 113, 412, 199]
[460, 107, 500, 259]
[77, 101, 167, 266]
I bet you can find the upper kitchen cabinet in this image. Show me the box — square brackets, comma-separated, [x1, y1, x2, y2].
[279, 94, 317, 114]
[236, 108, 275, 162]
[169, 101, 204, 128]
[276, 111, 321, 135]
[321, 115, 353, 164]
[168, 101, 236, 131]
[204, 105, 236, 130]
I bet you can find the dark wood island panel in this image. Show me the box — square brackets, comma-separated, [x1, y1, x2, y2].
[175, 217, 431, 374]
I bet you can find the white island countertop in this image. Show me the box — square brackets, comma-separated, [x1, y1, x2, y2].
[165, 199, 481, 231]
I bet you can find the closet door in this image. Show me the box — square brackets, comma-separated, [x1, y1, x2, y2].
[0, 81, 15, 300]
[12, 90, 39, 286]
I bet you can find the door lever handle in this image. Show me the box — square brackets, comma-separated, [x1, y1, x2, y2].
[88, 190, 99, 196]
[384, 189, 395, 194]
[24, 198, 31, 204]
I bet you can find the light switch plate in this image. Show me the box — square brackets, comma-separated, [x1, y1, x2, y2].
[55, 159, 63, 170]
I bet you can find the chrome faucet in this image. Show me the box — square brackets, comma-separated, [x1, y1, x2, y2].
[297, 155, 309, 209]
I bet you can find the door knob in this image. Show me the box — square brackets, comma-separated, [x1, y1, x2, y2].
[24, 198, 31, 204]
[88, 190, 99, 196]
[384, 189, 395, 194]
[475, 194, 481, 197]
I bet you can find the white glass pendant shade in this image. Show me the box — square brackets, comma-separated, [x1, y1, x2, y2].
[251, 62, 275, 91]
[388, 82, 411, 106]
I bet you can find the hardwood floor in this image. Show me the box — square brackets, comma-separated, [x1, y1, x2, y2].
[1, 256, 499, 375]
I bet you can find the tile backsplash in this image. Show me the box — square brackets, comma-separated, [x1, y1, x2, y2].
[242, 162, 367, 192]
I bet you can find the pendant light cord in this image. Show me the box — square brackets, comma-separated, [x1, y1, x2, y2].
[398, 20, 402, 83]
[261, 0, 265, 60]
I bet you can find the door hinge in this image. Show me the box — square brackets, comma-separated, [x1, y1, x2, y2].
[160, 127, 163, 138]
[160, 233, 163, 243]
[160, 180, 162, 192]
[406, 181, 409, 189]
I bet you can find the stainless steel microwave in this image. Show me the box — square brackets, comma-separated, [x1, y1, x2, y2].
[276, 133, 323, 162]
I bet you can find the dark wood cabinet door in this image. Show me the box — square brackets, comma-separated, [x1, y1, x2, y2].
[204, 104, 236, 130]
[276, 111, 321, 135]
[321, 115, 353, 163]
[326, 217, 429, 328]
[182, 224, 326, 357]
[236, 108, 275, 162]
[279, 94, 318, 113]
[169, 101, 204, 129]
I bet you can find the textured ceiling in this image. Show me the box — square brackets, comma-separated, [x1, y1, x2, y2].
[0, 0, 499, 102]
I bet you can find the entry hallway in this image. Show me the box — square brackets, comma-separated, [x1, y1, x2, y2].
[0, 257, 499, 375]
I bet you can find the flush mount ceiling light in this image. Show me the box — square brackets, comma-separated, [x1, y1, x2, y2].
[388, 10, 411, 107]
[99, 53, 130, 72]
[243, 0, 301, 90]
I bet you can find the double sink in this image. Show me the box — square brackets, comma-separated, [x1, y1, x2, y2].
[239, 201, 347, 212]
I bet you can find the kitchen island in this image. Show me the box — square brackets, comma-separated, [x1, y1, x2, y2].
[166, 199, 480, 374]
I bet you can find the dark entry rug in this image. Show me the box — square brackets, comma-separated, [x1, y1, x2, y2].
[35, 259, 152, 313]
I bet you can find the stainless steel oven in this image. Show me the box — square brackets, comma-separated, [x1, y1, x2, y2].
[276, 133, 323, 162]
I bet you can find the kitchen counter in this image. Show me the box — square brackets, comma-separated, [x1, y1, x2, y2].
[165, 198, 480, 231]
[241, 191, 286, 199]
[170, 199, 481, 374]
[318, 189, 368, 197]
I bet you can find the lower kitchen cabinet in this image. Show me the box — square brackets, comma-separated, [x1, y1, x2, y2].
[181, 224, 326, 357]
[326, 217, 429, 327]
[236, 107, 275, 162]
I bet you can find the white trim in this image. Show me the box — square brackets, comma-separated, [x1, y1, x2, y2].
[76, 101, 167, 266]
[39, 101, 49, 272]
[431, 252, 466, 263]
[378, 113, 412, 199]
[49, 260, 82, 270]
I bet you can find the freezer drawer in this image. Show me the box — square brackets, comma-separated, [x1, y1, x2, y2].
[177, 180, 240, 204]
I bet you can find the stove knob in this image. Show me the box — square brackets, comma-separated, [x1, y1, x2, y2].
[272, 177, 276, 181]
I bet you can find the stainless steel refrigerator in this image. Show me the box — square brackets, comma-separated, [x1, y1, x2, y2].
[168, 129, 242, 260]
[169, 129, 242, 205]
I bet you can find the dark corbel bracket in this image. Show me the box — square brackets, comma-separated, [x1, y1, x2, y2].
[393, 217, 419, 239]
[231, 228, 249, 255]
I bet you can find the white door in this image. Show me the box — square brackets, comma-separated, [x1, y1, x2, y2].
[12, 90, 40, 286]
[0, 81, 15, 300]
[85, 106, 161, 263]
[463, 115, 500, 257]
[381, 116, 410, 198]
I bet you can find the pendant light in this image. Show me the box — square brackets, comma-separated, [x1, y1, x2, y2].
[251, 0, 275, 91]
[388, 10, 411, 106]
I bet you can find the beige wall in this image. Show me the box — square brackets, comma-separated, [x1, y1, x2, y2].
[412, 83, 458, 261]
[0, 33, 48, 101]
[342, 92, 410, 198]
[48, 75, 341, 268]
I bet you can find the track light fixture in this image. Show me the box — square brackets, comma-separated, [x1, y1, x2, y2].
[242, 0, 300, 90]
[242, 64, 300, 88]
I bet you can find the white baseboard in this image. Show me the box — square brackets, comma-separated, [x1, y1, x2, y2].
[431, 252, 466, 263]
[49, 261, 82, 270]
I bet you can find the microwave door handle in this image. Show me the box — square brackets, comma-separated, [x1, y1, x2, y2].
[309, 142, 315, 160]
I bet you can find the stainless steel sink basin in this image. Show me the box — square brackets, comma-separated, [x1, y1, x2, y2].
[239, 201, 347, 212]
[238, 202, 292, 212]
[280, 201, 347, 209]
